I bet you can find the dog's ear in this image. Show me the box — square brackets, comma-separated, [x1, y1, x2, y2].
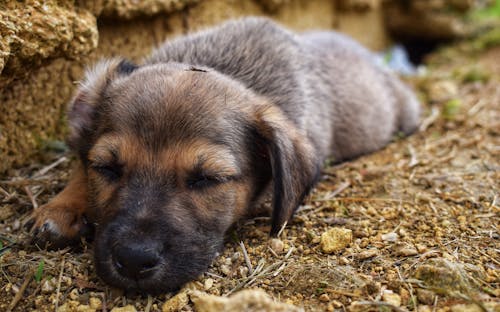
[253, 105, 320, 236]
[67, 59, 138, 157]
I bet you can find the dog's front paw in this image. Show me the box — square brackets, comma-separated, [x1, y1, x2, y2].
[27, 202, 91, 249]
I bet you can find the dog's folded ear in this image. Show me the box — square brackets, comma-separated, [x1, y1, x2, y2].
[67, 59, 138, 159]
[253, 105, 320, 236]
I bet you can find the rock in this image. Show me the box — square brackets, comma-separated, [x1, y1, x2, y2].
[57, 300, 97, 312]
[220, 264, 231, 276]
[418, 306, 433, 312]
[381, 232, 399, 242]
[56, 300, 82, 312]
[358, 249, 379, 259]
[0, 1, 98, 85]
[162, 290, 189, 312]
[191, 289, 303, 312]
[338, 0, 379, 11]
[269, 238, 285, 254]
[96, 0, 199, 20]
[319, 293, 330, 302]
[89, 298, 102, 310]
[204, 278, 214, 290]
[110, 305, 137, 312]
[255, 0, 290, 12]
[414, 258, 474, 293]
[428, 80, 459, 102]
[416, 289, 436, 305]
[451, 304, 484, 312]
[41, 278, 56, 294]
[348, 301, 368, 312]
[382, 290, 401, 307]
[395, 245, 419, 257]
[320, 228, 353, 253]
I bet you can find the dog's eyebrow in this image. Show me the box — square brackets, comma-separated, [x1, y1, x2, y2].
[193, 148, 240, 177]
[88, 136, 120, 164]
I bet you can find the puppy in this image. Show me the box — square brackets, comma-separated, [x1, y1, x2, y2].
[29, 17, 420, 294]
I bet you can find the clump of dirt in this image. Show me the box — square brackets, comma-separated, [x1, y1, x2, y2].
[0, 44, 499, 311]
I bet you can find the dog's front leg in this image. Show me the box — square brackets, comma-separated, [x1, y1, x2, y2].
[29, 164, 91, 248]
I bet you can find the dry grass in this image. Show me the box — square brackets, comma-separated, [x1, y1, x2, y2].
[0, 45, 499, 311]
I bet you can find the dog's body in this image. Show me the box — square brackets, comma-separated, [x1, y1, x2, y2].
[30, 18, 420, 294]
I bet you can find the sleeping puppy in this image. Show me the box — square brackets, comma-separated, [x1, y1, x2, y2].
[29, 17, 420, 294]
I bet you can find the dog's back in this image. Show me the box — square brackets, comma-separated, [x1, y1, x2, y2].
[147, 17, 420, 163]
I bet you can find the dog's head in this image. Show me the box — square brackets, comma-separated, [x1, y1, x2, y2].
[68, 59, 319, 294]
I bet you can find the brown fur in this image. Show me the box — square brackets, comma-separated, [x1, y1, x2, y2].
[29, 17, 420, 294]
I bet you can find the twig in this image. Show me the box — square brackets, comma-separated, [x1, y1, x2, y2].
[316, 197, 412, 204]
[408, 145, 419, 168]
[467, 99, 486, 116]
[33, 156, 68, 178]
[323, 181, 351, 200]
[272, 262, 287, 277]
[0, 186, 13, 201]
[145, 295, 153, 312]
[7, 269, 33, 312]
[396, 266, 417, 311]
[24, 186, 39, 210]
[205, 272, 224, 279]
[419, 106, 440, 132]
[239, 241, 253, 275]
[102, 291, 108, 312]
[277, 221, 287, 238]
[54, 258, 66, 311]
[227, 247, 294, 295]
[267, 246, 279, 258]
[473, 246, 500, 266]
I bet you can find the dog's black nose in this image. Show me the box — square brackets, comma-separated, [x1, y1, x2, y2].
[112, 243, 160, 279]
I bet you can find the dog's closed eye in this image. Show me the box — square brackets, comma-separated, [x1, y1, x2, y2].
[90, 163, 122, 182]
[186, 173, 222, 189]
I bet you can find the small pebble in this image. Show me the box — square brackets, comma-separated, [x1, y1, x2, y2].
[320, 228, 352, 253]
[416, 244, 428, 253]
[111, 305, 137, 312]
[162, 290, 189, 312]
[269, 238, 284, 254]
[220, 264, 231, 276]
[12, 219, 21, 231]
[381, 232, 398, 242]
[358, 249, 379, 259]
[396, 246, 418, 256]
[319, 293, 330, 302]
[89, 297, 102, 310]
[69, 288, 79, 300]
[204, 278, 214, 290]
[382, 290, 401, 307]
[417, 289, 436, 305]
[41, 279, 56, 293]
[239, 266, 249, 278]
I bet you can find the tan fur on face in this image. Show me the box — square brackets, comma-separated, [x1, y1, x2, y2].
[87, 133, 250, 223]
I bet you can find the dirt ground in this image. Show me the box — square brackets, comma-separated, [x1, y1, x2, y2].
[0, 43, 498, 311]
